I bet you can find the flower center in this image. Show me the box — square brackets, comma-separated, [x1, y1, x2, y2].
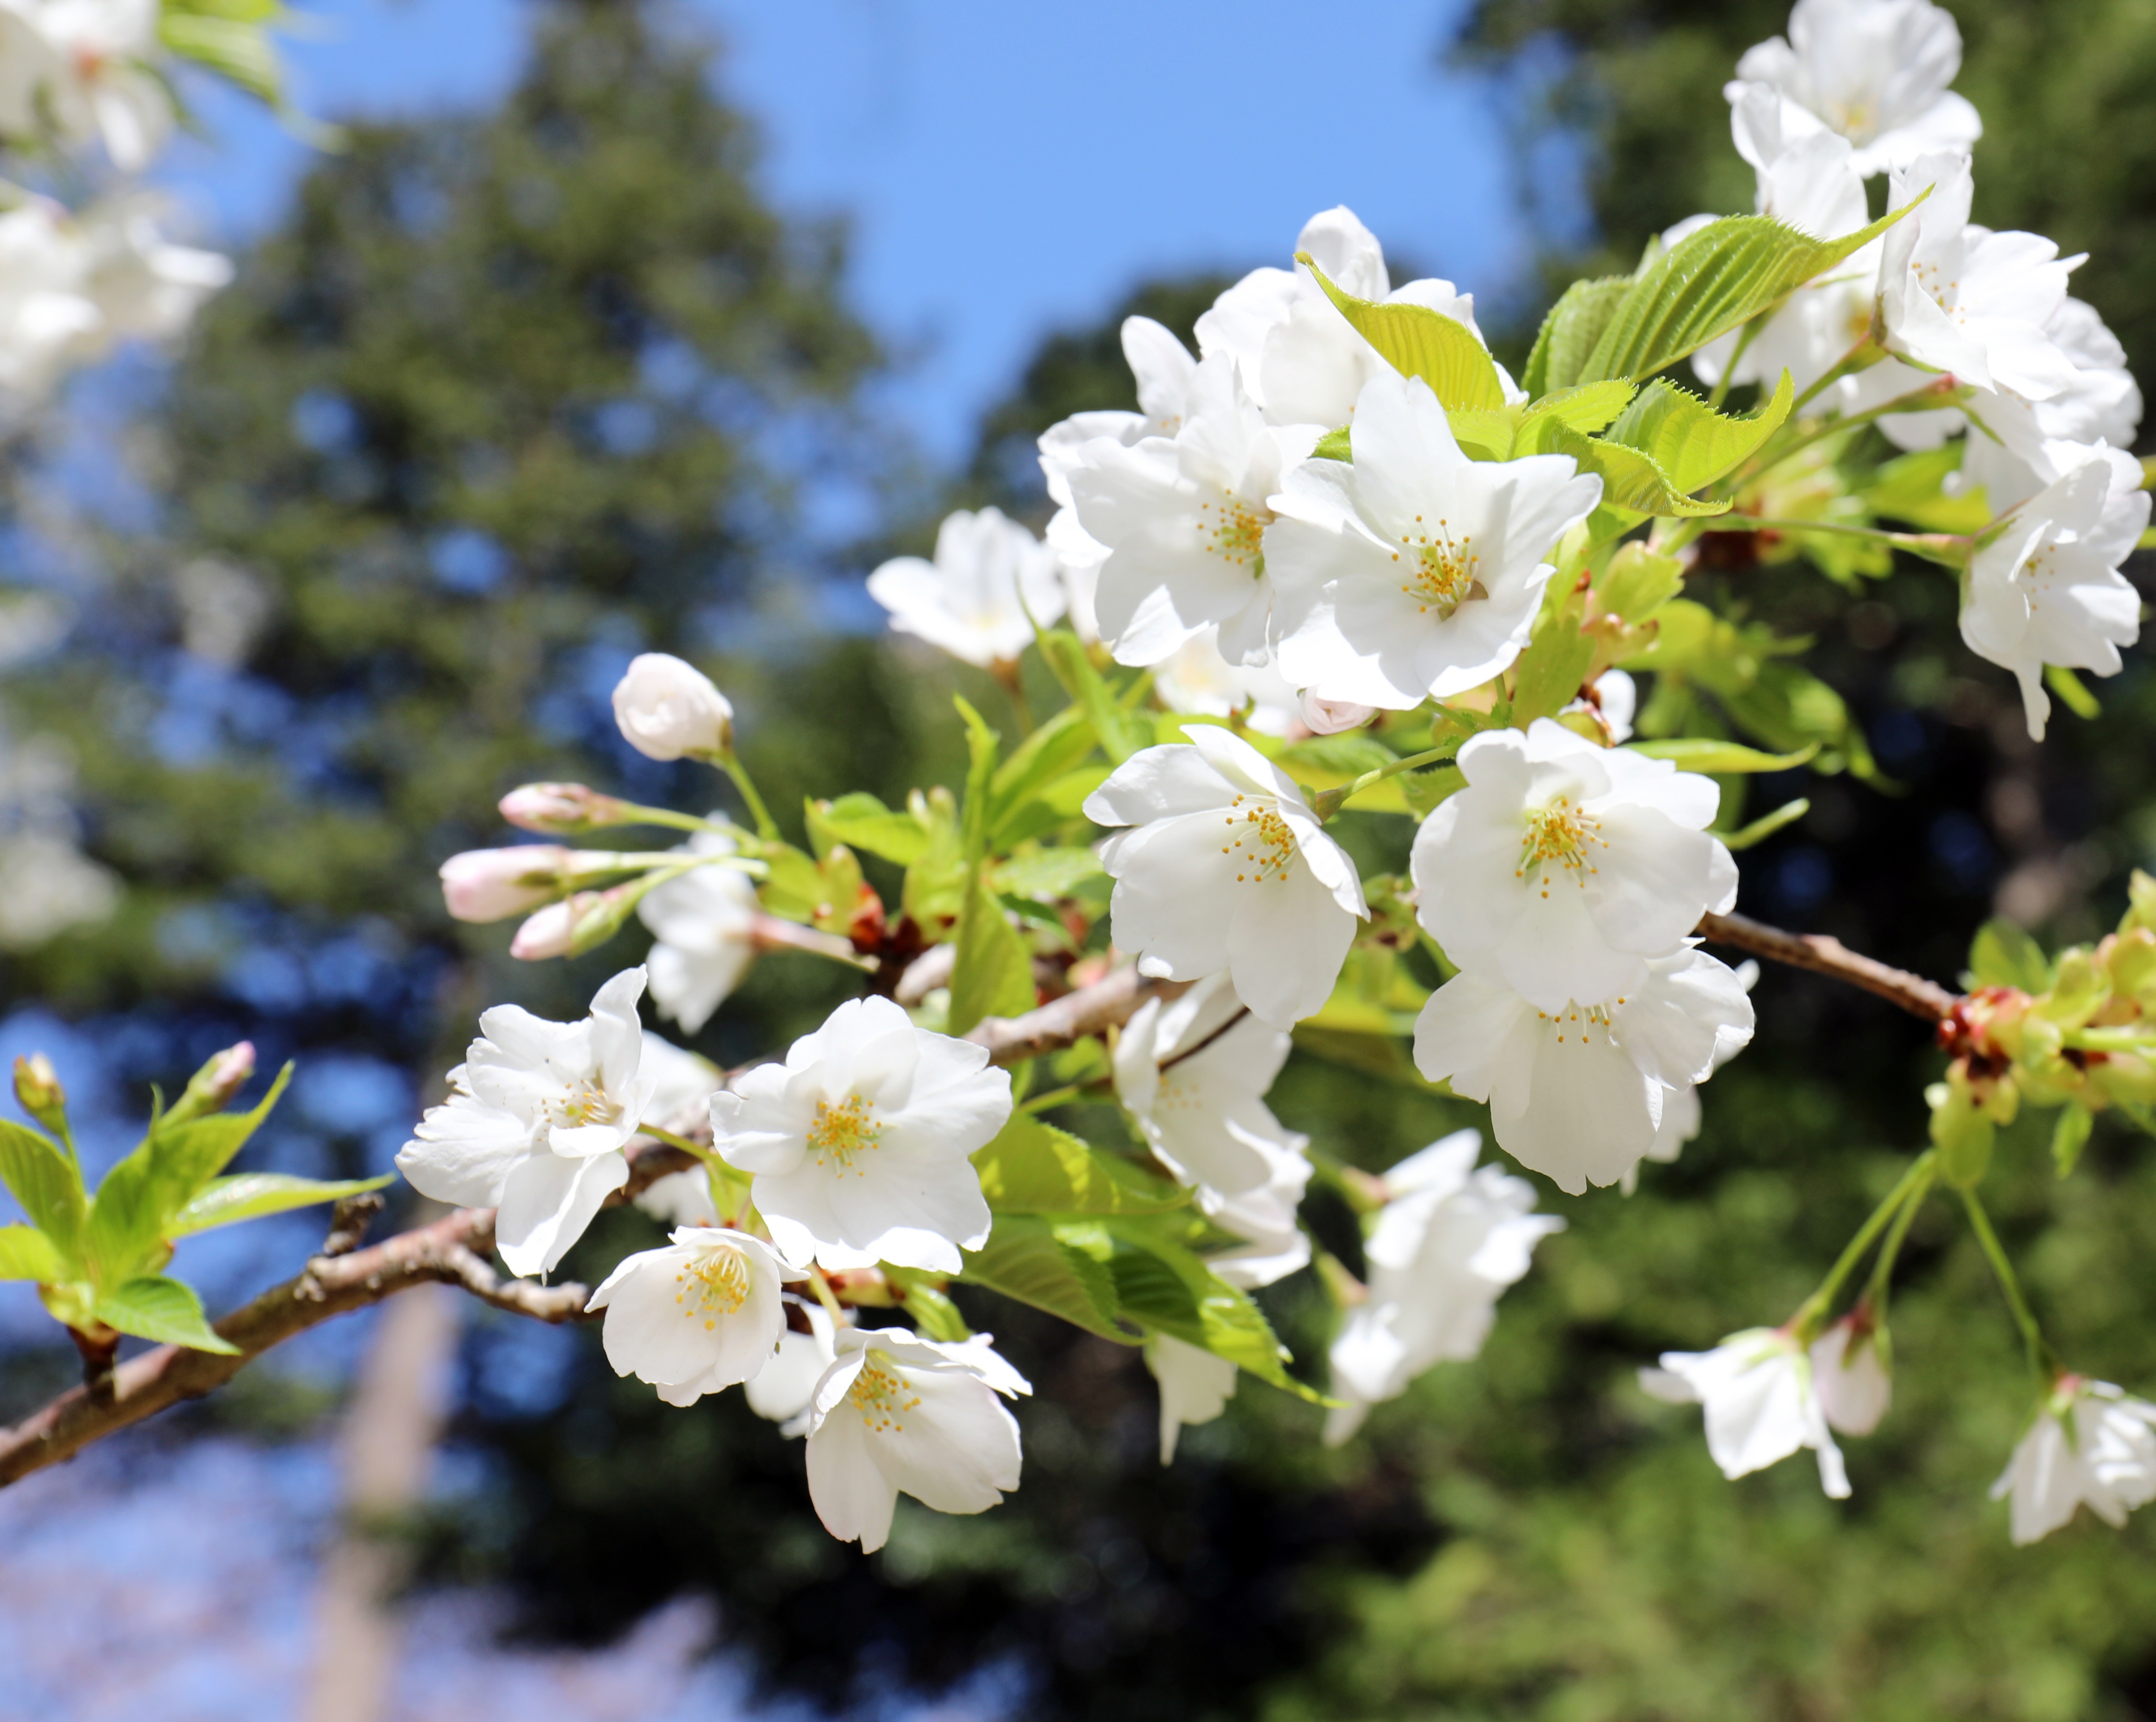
[1912, 259, 1964, 323]
[1536, 1000, 1619, 1046]
[1518, 796, 1606, 897]
[807, 1092, 884, 1174]
[548, 1074, 620, 1129]
[849, 1358, 923, 1434]
[674, 1247, 752, 1329]
[1219, 792, 1298, 885]
[1198, 491, 1269, 576]
[1393, 517, 1486, 618]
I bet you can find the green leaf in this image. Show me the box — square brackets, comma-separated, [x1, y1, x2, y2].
[955, 695, 1001, 864]
[1312, 425, 1352, 461]
[758, 841, 829, 923]
[1517, 415, 1730, 521]
[145, 1062, 294, 1221]
[1594, 541, 1687, 625]
[806, 792, 929, 866]
[2045, 664, 2102, 722]
[989, 704, 1099, 842]
[958, 1214, 1128, 1342]
[93, 1275, 241, 1355]
[0, 1121, 86, 1257]
[2053, 1104, 2095, 1179]
[1036, 631, 1149, 763]
[82, 1152, 164, 1287]
[971, 1114, 1187, 1215]
[1603, 370, 1794, 493]
[1864, 444, 1993, 534]
[1523, 276, 1633, 396]
[1580, 205, 1917, 385]
[169, 1172, 394, 1238]
[887, 1271, 971, 1342]
[1522, 379, 1639, 437]
[160, 12, 283, 103]
[1721, 797, 1811, 851]
[1446, 407, 1521, 461]
[1398, 765, 1465, 819]
[948, 866, 1036, 1037]
[988, 846, 1103, 901]
[899, 787, 969, 931]
[1967, 918, 2054, 993]
[1630, 738, 1820, 773]
[0, 1223, 64, 1282]
[1510, 577, 1595, 726]
[1298, 254, 1507, 410]
[1095, 1217, 1325, 1401]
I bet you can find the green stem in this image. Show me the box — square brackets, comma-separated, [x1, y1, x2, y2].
[992, 659, 1035, 736]
[1310, 744, 1457, 822]
[717, 755, 780, 844]
[1707, 317, 1766, 410]
[639, 1124, 718, 1164]
[1730, 380, 1970, 494]
[1959, 1186, 2057, 1385]
[1703, 515, 1968, 566]
[611, 800, 747, 838]
[1018, 1081, 1096, 1115]
[1790, 334, 1884, 416]
[807, 1266, 847, 1323]
[2063, 1026, 2156, 1054]
[1866, 1158, 1936, 1323]
[1795, 1150, 1936, 1336]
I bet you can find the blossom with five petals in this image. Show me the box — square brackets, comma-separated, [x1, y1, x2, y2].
[1410, 719, 1738, 1012]
[1960, 447, 2146, 741]
[744, 1301, 839, 1436]
[1086, 724, 1367, 1028]
[867, 506, 1066, 670]
[1725, 0, 1979, 177]
[1151, 626, 1300, 735]
[637, 829, 761, 1032]
[396, 968, 660, 1277]
[803, 1328, 1031, 1552]
[0, 0, 174, 170]
[1642, 1326, 1851, 1498]
[1325, 1131, 1563, 1443]
[1267, 372, 1601, 709]
[1992, 1378, 2156, 1545]
[709, 995, 1010, 1274]
[1413, 949, 1755, 1193]
[586, 1227, 806, 1407]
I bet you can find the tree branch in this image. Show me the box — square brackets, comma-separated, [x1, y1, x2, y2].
[1698, 909, 1958, 1023]
[0, 964, 1181, 1488]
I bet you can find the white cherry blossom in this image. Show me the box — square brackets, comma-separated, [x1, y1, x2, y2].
[744, 1301, 839, 1436]
[1148, 1334, 1238, 1464]
[1062, 352, 1318, 667]
[1642, 1326, 1850, 1498]
[1151, 626, 1300, 735]
[1878, 152, 2077, 402]
[586, 1227, 806, 1408]
[1411, 719, 1738, 1012]
[637, 829, 760, 1032]
[1725, 0, 1979, 177]
[1112, 971, 1306, 1200]
[867, 506, 1066, 669]
[397, 969, 660, 1277]
[1953, 298, 2144, 510]
[804, 1328, 1031, 1553]
[1810, 1315, 1893, 1437]
[612, 654, 734, 762]
[1413, 949, 1755, 1194]
[1268, 372, 1601, 709]
[1961, 447, 2145, 741]
[1992, 1378, 2156, 1545]
[1085, 724, 1367, 1028]
[709, 994, 1009, 1274]
[0, 0, 174, 169]
[1325, 1131, 1563, 1444]
[1200, 1130, 1315, 1290]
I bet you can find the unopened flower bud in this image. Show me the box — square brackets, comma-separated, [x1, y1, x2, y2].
[440, 845, 573, 922]
[1809, 1313, 1891, 1437]
[612, 653, 733, 762]
[13, 1053, 65, 1135]
[1299, 693, 1375, 736]
[499, 782, 629, 835]
[510, 898, 580, 960]
[166, 1041, 258, 1126]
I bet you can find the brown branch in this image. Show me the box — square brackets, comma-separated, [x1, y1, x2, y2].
[0, 962, 1177, 1488]
[1698, 909, 1958, 1023]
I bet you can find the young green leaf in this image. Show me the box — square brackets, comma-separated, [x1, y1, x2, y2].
[957, 1214, 1128, 1341]
[1297, 253, 1508, 411]
[1516, 415, 1730, 520]
[1520, 378, 1639, 437]
[989, 704, 1099, 842]
[93, 1274, 241, 1354]
[1579, 205, 1916, 384]
[1630, 738, 1821, 773]
[1510, 576, 1596, 726]
[169, 1172, 395, 1238]
[1602, 370, 1795, 493]
[0, 1223, 65, 1283]
[1312, 425, 1353, 461]
[805, 792, 929, 867]
[2052, 1103, 2095, 1180]
[0, 1121, 86, 1257]
[971, 1113, 1187, 1216]
[947, 866, 1036, 1036]
[988, 846, 1104, 901]
[1594, 541, 1687, 624]
[1966, 918, 2054, 994]
[884, 1269, 971, 1342]
[955, 695, 1001, 864]
[1523, 276, 1633, 396]
[146, 1061, 295, 1222]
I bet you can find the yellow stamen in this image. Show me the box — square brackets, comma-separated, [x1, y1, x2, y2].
[808, 1092, 884, 1175]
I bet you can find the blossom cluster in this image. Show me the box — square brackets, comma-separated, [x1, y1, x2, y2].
[397, 0, 2156, 1554]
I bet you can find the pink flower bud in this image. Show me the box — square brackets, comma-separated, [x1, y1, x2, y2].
[509, 899, 579, 960]
[499, 782, 627, 835]
[440, 845, 573, 922]
[1300, 693, 1376, 735]
[612, 653, 733, 762]
[13, 1053, 64, 1132]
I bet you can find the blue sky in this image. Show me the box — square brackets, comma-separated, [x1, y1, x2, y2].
[157, 0, 1531, 465]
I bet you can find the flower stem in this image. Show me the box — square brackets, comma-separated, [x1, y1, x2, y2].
[807, 1266, 848, 1323]
[1310, 745, 1457, 821]
[1959, 1186, 2057, 1386]
[1731, 379, 1971, 493]
[1699, 515, 1968, 567]
[1789, 334, 1884, 415]
[1866, 1157, 1936, 1322]
[1795, 1150, 1936, 1335]
[639, 1124, 716, 1163]
[718, 755, 781, 844]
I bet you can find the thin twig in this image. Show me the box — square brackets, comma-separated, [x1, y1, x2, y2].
[1159, 1006, 1251, 1072]
[1697, 909, 1957, 1023]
